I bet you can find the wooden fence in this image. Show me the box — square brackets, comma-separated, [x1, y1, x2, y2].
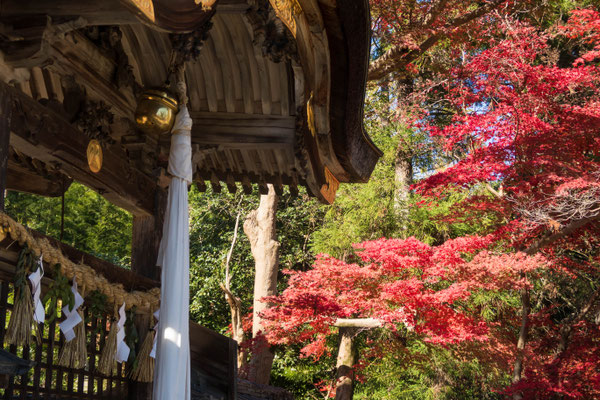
[0, 230, 238, 400]
[0, 279, 129, 399]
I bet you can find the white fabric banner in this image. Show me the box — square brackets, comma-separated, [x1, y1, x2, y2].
[28, 255, 45, 324]
[153, 105, 192, 400]
[59, 277, 84, 342]
[115, 302, 130, 363]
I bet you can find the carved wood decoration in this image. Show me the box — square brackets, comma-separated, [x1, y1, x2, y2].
[82, 26, 141, 95]
[267, 0, 350, 197]
[0, 0, 379, 205]
[169, 19, 214, 65]
[74, 101, 115, 144]
[0, 81, 156, 216]
[246, 0, 298, 63]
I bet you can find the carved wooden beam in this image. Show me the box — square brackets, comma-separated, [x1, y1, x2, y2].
[7, 148, 72, 197]
[0, 23, 137, 119]
[0, 0, 225, 32]
[1, 81, 156, 216]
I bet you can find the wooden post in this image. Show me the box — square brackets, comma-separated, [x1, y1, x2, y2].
[0, 94, 11, 213]
[335, 327, 356, 400]
[129, 189, 166, 400]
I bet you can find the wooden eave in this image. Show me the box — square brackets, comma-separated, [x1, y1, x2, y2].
[0, 0, 379, 208]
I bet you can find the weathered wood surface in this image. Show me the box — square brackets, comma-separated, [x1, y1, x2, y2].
[0, 0, 221, 31]
[189, 321, 237, 400]
[190, 112, 295, 147]
[6, 148, 71, 197]
[0, 94, 11, 213]
[0, 81, 157, 216]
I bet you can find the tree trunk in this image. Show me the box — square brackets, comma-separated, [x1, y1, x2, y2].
[244, 184, 279, 385]
[220, 210, 247, 371]
[335, 327, 357, 400]
[512, 288, 531, 400]
[394, 145, 413, 234]
[222, 283, 247, 370]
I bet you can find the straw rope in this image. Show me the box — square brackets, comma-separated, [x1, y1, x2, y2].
[0, 212, 160, 313]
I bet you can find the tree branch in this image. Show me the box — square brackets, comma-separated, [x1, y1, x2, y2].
[524, 215, 598, 255]
[368, 0, 506, 81]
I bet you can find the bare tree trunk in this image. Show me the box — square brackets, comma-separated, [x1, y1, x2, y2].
[221, 284, 247, 370]
[335, 327, 357, 400]
[394, 146, 413, 234]
[244, 184, 279, 385]
[512, 288, 531, 400]
[220, 209, 247, 371]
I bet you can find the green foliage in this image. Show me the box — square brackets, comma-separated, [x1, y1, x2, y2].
[271, 345, 336, 400]
[86, 290, 108, 335]
[5, 182, 132, 267]
[14, 246, 37, 300]
[125, 306, 139, 365]
[354, 340, 507, 400]
[188, 184, 325, 333]
[43, 264, 74, 323]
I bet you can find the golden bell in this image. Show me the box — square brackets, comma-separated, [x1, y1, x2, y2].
[134, 89, 179, 135]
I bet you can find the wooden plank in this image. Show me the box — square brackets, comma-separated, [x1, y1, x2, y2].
[188, 113, 295, 148]
[0, 81, 156, 216]
[0, 93, 11, 213]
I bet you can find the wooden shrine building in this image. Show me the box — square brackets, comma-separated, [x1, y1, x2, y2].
[0, 0, 379, 398]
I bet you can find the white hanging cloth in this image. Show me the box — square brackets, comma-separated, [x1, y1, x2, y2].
[28, 255, 45, 324]
[59, 277, 84, 342]
[115, 302, 130, 363]
[153, 103, 192, 400]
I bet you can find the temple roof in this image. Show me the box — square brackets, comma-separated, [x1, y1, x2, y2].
[0, 0, 381, 213]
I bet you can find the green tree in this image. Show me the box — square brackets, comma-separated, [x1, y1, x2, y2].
[5, 183, 132, 266]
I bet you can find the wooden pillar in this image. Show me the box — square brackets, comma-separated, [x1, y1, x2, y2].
[129, 189, 166, 400]
[0, 94, 11, 212]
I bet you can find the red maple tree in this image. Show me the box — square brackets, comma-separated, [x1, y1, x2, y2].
[262, 6, 600, 399]
[261, 235, 546, 397]
[415, 8, 600, 399]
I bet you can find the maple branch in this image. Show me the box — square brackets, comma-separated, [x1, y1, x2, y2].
[485, 183, 504, 199]
[557, 285, 600, 354]
[523, 215, 598, 256]
[368, 0, 507, 81]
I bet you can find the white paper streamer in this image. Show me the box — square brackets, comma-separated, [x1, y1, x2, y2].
[28, 255, 45, 324]
[115, 302, 130, 363]
[150, 309, 159, 359]
[59, 277, 84, 342]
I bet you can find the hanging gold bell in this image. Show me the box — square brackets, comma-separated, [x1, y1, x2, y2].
[134, 89, 179, 135]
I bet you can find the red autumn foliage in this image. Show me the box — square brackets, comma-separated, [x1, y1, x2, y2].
[261, 237, 545, 362]
[260, 6, 600, 399]
[413, 8, 600, 399]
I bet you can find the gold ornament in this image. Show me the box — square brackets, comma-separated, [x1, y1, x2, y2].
[86, 140, 103, 173]
[134, 89, 179, 135]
